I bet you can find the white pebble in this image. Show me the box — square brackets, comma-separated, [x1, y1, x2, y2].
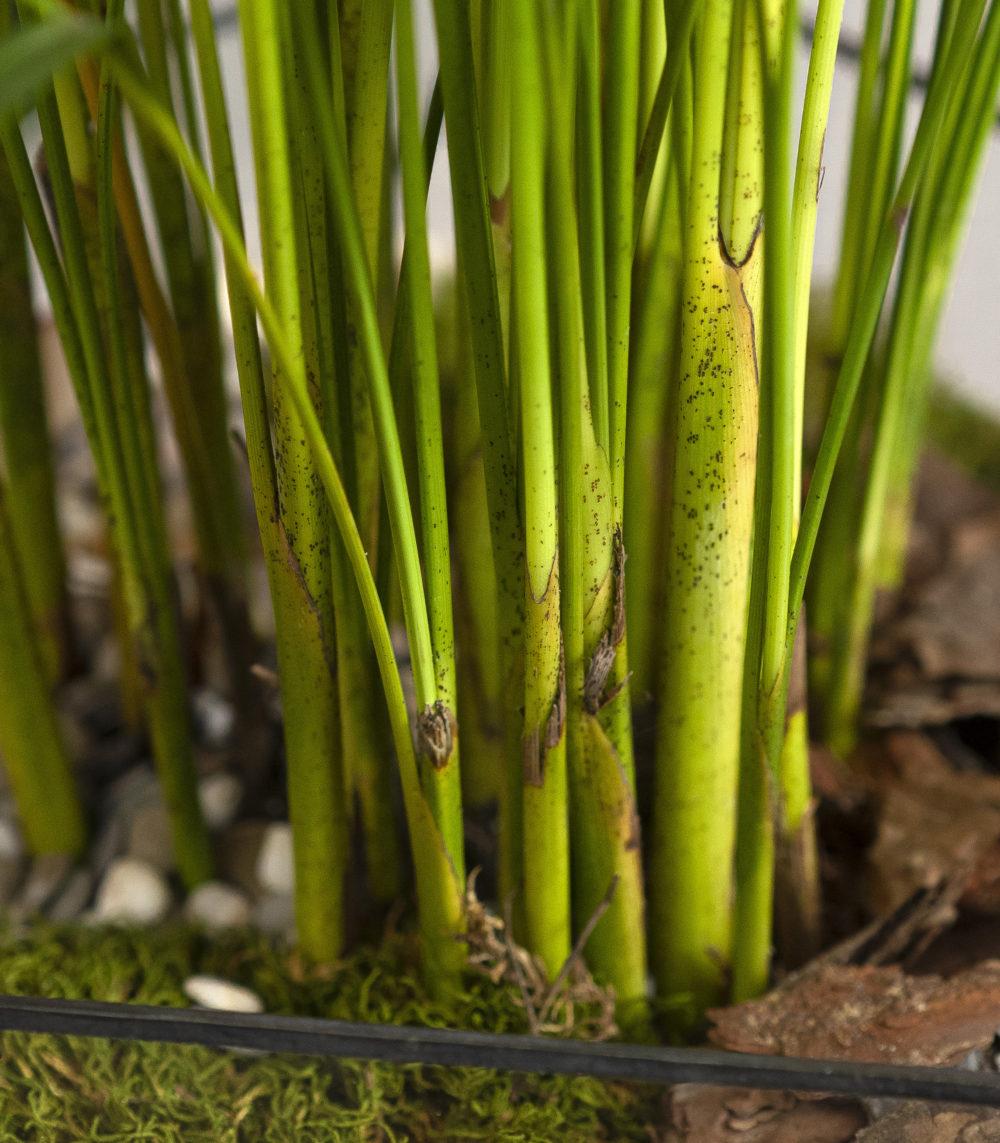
[193, 689, 235, 747]
[0, 818, 23, 861]
[93, 857, 171, 924]
[183, 974, 263, 1013]
[198, 773, 242, 831]
[184, 881, 251, 930]
[255, 823, 294, 895]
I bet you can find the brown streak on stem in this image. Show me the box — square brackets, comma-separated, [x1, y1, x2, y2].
[417, 701, 457, 770]
[584, 531, 629, 712]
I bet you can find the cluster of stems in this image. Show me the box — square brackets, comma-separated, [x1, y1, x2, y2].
[0, 0, 996, 1035]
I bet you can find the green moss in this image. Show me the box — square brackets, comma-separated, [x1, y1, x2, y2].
[0, 924, 658, 1140]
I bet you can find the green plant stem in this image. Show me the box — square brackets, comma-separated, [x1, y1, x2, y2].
[432, 0, 525, 916]
[479, 0, 512, 365]
[94, 3, 213, 890]
[774, 0, 842, 974]
[788, 0, 992, 689]
[9, 5, 212, 887]
[822, 0, 1000, 755]
[237, 0, 346, 960]
[539, 1, 649, 1030]
[636, 0, 668, 255]
[449, 307, 504, 808]
[604, 0, 641, 521]
[829, 0, 888, 349]
[0, 477, 85, 856]
[625, 61, 691, 704]
[633, 0, 703, 247]
[874, 0, 986, 592]
[396, 0, 464, 872]
[719, 0, 764, 264]
[288, 7, 402, 905]
[132, 0, 256, 729]
[854, 0, 918, 293]
[295, 5, 464, 879]
[0, 142, 70, 681]
[732, 0, 798, 1004]
[652, 0, 759, 1026]
[511, 0, 568, 978]
[111, 48, 466, 990]
[597, 0, 641, 830]
[791, 0, 845, 494]
[340, 0, 391, 564]
[480, 0, 510, 201]
[72, 45, 255, 704]
[286, 7, 402, 908]
[576, 0, 608, 453]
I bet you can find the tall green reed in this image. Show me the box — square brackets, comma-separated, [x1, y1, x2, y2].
[0, 0, 996, 1035]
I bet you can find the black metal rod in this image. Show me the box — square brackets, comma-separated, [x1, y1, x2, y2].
[0, 993, 998, 1106]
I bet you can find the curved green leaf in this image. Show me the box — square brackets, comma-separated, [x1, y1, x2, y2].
[0, 13, 114, 120]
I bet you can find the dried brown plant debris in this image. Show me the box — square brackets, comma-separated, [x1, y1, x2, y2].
[462, 872, 618, 1040]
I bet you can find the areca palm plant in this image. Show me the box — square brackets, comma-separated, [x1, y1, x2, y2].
[0, 0, 996, 1037]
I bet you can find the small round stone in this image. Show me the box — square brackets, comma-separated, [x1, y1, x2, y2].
[192, 690, 235, 747]
[93, 857, 171, 924]
[197, 772, 242, 831]
[183, 974, 263, 1013]
[0, 818, 23, 861]
[255, 823, 294, 895]
[184, 881, 251, 930]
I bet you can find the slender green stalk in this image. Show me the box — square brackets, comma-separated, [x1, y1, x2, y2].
[432, 0, 525, 916]
[479, 0, 512, 365]
[341, 0, 392, 561]
[295, 4, 464, 879]
[576, 0, 608, 453]
[633, 0, 703, 246]
[396, 0, 463, 873]
[604, 0, 641, 520]
[752, 0, 841, 978]
[853, 0, 918, 295]
[8, 4, 212, 888]
[636, 0, 668, 256]
[828, 0, 888, 350]
[791, 0, 846, 491]
[598, 0, 641, 835]
[95, 2, 213, 890]
[874, 0, 983, 592]
[0, 110, 100, 482]
[822, 0, 1000, 755]
[625, 60, 691, 703]
[0, 141, 70, 681]
[111, 52, 466, 989]
[133, 0, 256, 729]
[540, 2, 649, 1028]
[283, 5, 401, 908]
[719, 0, 764, 265]
[732, 0, 797, 1003]
[73, 44, 256, 718]
[0, 477, 85, 856]
[652, 0, 760, 1024]
[450, 307, 505, 808]
[480, 0, 509, 202]
[237, 0, 346, 959]
[510, 0, 568, 978]
[788, 0, 992, 675]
